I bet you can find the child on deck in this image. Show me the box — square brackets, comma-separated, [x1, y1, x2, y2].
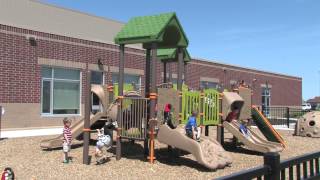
[62, 118, 72, 164]
[185, 111, 201, 141]
[163, 103, 171, 124]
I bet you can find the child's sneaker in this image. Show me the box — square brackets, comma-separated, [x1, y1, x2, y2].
[63, 160, 69, 164]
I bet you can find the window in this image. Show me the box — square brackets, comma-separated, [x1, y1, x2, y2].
[112, 73, 141, 91]
[41, 67, 81, 115]
[262, 87, 271, 116]
[200, 81, 219, 89]
[91, 71, 104, 113]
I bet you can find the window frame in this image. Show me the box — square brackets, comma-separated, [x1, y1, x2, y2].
[40, 67, 82, 117]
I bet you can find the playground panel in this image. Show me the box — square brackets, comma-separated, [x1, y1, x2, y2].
[119, 97, 148, 140]
[238, 87, 252, 120]
[181, 91, 201, 125]
[202, 89, 220, 126]
[157, 88, 180, 127]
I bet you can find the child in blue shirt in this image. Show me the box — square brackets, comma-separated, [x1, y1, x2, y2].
[185, 111, 200, 141]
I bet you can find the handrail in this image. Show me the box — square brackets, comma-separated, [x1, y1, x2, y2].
[215, 165, 269, 180]
[280, 151, 320, 169]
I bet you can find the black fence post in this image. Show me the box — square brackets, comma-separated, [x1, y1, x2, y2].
[286, 107, 290, 128]
[264, 152, 280, 180]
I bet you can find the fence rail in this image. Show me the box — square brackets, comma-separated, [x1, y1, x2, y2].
[260, 106, 307, 128]
[216, 151, 320, 180]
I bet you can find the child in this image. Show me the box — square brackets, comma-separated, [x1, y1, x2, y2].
[1, 167, 14, 180]
[185, 111, 201, 141]
[225, 107, 240, 123]
[62, 118, 72, 164]
[239, 119, 252, 140]
[95, 128, 112, 164]
[164, 103, 171, 123]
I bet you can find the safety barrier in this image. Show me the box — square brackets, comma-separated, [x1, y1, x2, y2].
[118, 97, 148, 140]
[216, 151, 320, 180]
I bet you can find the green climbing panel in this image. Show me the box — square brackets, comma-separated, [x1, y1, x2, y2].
[202, 89, 220, 125]
[181, 89, 220, 126]
[181, 91, 201, 125]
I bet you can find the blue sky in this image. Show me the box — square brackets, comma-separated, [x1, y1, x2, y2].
[44, 0, 320, 100]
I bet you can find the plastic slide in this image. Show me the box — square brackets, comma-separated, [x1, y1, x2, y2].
[40, 112, 103, 149]
[40, 103, 118, 149]
[251, 106, 285, 147]
[157, 124, 232, 170]
[223, 121, 283, 153]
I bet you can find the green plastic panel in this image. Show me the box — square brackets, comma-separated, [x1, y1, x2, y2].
[181, 91, 201, 125]
[202, 89, 220, 125]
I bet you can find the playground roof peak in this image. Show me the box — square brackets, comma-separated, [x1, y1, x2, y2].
[114, 12, 189, 48]
[157, 48, 191, 62]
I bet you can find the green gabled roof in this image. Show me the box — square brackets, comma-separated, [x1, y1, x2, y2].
[114, 12, 189, 48]
[157, 48, 191, 62]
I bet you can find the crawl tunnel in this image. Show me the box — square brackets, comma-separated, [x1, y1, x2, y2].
[221, 92, 244, 120]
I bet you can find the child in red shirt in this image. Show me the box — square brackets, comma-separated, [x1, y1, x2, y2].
[62, 118, 72, 164]
[225, 107, 240, 123]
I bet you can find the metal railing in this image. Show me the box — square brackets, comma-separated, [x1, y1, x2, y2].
[119, 97, 148, 140]
[260, 106, 307, 128]
[216, 151, 320, 180]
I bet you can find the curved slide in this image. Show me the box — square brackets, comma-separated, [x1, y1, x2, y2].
[40, 103, 118, 149]
[40, 112, 104, 149]
[223, 121, 283, 153]
[157, 124, 232, 170]
[251, 106, 285, 147]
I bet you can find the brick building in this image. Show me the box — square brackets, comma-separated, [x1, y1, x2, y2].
[0, 0, 302, 130]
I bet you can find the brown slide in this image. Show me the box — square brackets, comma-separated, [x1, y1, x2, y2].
[40, 102, 118, 149]
[223, 121, 283, 153]
[40, 112, 104, 149]
[157, 124, 232, 170]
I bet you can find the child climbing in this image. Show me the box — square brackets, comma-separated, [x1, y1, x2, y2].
[62, 118, 72, 164]
[163, 103, 175, 128]
[185, 110, 201, 141]
[95, 128, 112, 165]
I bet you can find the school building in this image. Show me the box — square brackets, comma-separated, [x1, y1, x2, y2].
[0, 0, 302, 130]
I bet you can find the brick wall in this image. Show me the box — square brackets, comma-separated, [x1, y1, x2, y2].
[0, 24, 302, 107]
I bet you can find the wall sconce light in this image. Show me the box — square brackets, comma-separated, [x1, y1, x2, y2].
[98, 58, 103, 66]
[28, 36, 37, 46]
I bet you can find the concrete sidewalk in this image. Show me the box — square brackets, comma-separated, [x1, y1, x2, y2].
[1, 127, 62, 138]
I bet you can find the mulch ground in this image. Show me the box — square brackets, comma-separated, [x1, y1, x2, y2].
[1, 127, 320, 180]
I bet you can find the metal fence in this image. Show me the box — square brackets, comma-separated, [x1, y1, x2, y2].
[260, 106, 307, 128]
[119, 97, 148, 140]
[216, 151, 320, 180]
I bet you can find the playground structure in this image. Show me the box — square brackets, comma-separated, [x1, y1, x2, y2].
[295, 111, 320, 138]
[40, 85, 117, 149]
[39, 12, 287, 170]
[221, 88, 284, 153]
